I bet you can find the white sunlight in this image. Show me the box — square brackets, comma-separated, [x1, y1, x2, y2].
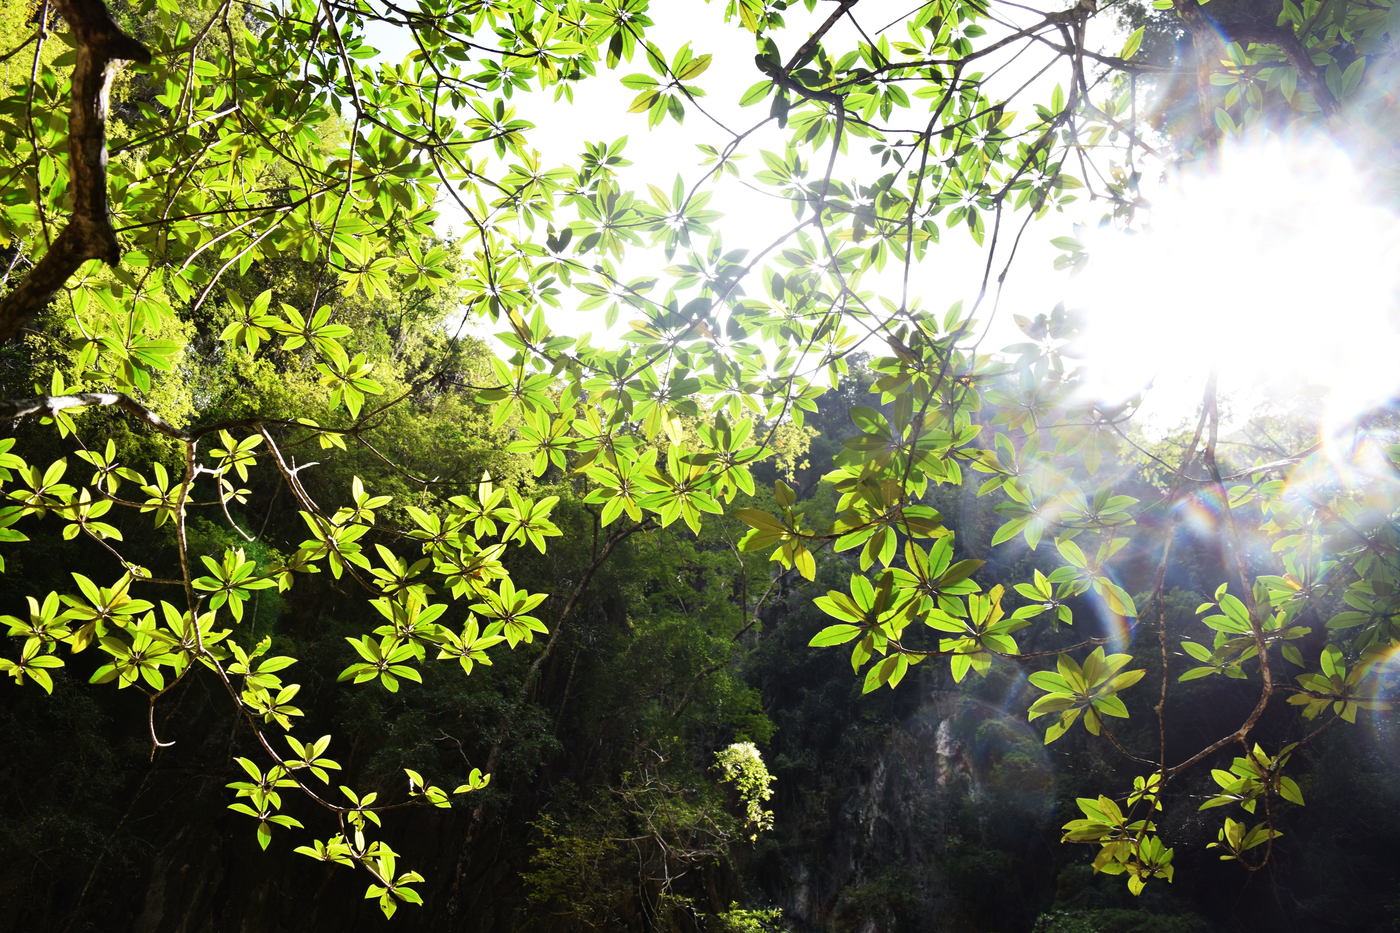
[1067, 136, 1400, 433]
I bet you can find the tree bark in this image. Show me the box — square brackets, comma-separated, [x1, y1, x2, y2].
[0, 0, 151, 342]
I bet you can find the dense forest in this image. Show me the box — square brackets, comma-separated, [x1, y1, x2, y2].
[0, 0, 1397, 930]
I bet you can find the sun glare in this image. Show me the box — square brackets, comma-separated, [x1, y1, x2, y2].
[1066, 137, 1400, 434]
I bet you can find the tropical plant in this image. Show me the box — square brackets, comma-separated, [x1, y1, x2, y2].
[0, 0, 1397, 918]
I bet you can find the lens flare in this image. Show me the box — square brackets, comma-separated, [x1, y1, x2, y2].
[1067, 135, 1400, 432]
[1082, 574, 1135, 654]
[1175, 484, 1226, 535]
[1363, 643, 1400, 768]
[893, 690, 1056, 827]
[1280, 429, 1400, 522]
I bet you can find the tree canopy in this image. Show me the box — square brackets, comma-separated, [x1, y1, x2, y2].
[0, 0, 1398, 926]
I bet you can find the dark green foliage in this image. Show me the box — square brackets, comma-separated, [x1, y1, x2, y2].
[0, 0, 1398, 927]
[1034, 908, 1217, 933]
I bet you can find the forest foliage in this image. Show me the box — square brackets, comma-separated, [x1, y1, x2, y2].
[0, 0, 1398, 928]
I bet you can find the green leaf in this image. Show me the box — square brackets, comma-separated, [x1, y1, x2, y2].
[1120, 26, 1145, 60]
[810, 624, 863, 646]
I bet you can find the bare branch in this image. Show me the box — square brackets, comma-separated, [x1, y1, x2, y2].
[0, 391, 346, 442]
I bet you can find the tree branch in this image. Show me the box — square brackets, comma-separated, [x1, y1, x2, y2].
[517, 519, 655, 704]
[0, 0, 151, 342]
[0, 391, 345, 442]
[1223, 22, 1340, 118]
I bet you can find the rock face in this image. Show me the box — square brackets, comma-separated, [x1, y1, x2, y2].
[769, 673, 1056, 933]
[130, 823, 224, 933]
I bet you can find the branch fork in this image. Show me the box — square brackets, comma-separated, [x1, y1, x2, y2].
[0, 0, 151, 343]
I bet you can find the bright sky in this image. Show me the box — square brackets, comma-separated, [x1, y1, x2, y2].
[1068, 137, 1400, 436]
[366, 1, 1400, 435]
[367, 0, 1110, 337]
